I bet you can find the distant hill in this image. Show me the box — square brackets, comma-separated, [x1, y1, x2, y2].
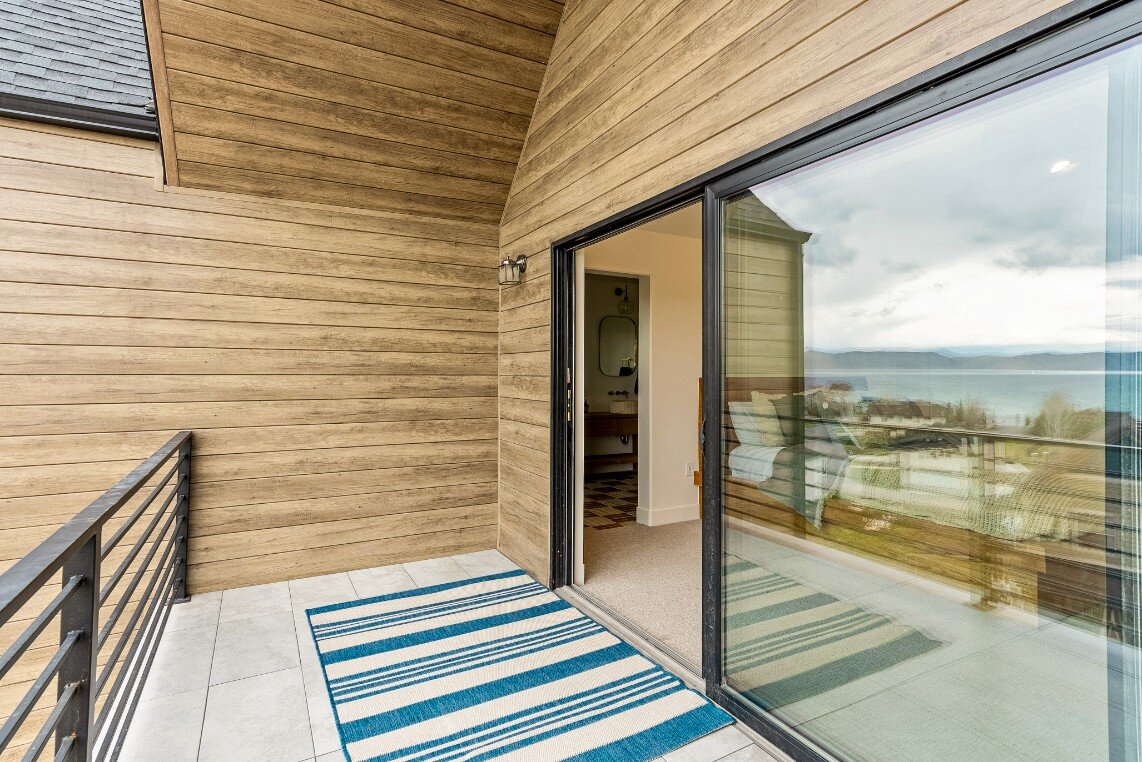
[806, 350, 1113, 371]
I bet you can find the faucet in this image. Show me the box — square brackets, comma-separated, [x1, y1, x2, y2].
[608, 390, 631, 398]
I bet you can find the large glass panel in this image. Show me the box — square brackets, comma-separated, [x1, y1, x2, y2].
[720, 39, 1142, 761]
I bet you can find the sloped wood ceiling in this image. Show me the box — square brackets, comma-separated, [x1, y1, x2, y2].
[144, 0, 564, 222]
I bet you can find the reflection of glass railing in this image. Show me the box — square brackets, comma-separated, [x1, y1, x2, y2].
[800, 415, 1120, 540]
[802, 415, 1134, 452]
[763, 416, 1136, 622]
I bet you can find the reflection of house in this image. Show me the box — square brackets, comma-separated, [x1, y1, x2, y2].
[864, 399, 951, 425]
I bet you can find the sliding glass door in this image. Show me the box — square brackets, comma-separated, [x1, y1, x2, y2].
[711, 34, 1142, 761]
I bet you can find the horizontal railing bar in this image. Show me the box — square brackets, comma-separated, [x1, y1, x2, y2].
[53, 732, 74, 762]
[0, 575, 83, 684]
[100, 463, 179, 559]
[0, 431, 190, 622]
[0, 629, 81, 752]
[96, 526, 178, 670]
[94, 555, 180, 754]
[801, 415, 1135, 450]
[22, 680, 80, 762]
[96, 566, 180, 762]
[99, 485, 180, 605]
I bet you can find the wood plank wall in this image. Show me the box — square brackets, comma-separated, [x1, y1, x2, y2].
[496, 0, 1071, 583]
[144, 0, 563, 222]
[0, 117, 502, 596]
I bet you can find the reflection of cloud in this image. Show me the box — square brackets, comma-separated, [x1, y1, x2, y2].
[815, 261, 1108, 351]
[748, 48, 1129, 353]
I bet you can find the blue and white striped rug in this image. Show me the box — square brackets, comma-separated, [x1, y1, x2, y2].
[307, 569, 731, 761]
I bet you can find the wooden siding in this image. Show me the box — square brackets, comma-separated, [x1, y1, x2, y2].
[496, 0, 1071, 583]
[143, 0, 564, 220]
[0, 118, 501, 599]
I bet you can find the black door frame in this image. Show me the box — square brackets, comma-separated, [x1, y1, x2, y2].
[548, 2, 1139, 758]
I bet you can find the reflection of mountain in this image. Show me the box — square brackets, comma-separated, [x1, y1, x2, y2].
[806, 350, 1119, 371]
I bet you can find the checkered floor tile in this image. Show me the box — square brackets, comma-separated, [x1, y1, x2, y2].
[583, 472, 638, 530]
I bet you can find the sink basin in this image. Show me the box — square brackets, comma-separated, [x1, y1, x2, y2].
[609, 400, 638, 414]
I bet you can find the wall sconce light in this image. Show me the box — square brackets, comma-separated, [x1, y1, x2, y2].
[498, 255, 528, 286]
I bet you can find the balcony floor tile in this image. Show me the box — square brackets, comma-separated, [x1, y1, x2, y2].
[219, 580, 291, 622]
[198, 667, 313, 762]
[210, 611, 299, 685]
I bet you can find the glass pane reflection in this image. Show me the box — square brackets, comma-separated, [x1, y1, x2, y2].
[720, 39, 1142, 761]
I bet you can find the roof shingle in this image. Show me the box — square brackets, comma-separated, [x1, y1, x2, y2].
[0, 0, 153, 116]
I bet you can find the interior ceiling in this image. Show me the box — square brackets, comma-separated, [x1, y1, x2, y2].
[149, 0, 565, 223]
[638, 202, 702, 239]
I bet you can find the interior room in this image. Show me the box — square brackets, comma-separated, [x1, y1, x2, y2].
[574, 202, 704, 669]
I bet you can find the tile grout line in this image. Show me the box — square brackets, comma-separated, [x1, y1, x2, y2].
[196, 595, 220, 762]
[288, 582, 319, 762]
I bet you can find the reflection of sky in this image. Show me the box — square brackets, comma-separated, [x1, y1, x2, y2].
[749, 47, 1140, 354]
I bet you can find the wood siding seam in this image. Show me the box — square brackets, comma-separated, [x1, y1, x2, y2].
[0, 119, 504, 594]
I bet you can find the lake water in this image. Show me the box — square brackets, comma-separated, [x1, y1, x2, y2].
[810, 371, 1110, 423]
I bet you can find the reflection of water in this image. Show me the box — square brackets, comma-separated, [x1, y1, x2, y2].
[811, 371, 1107, 423]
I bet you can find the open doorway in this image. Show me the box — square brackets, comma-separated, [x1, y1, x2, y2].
[572, 201, 703, 670]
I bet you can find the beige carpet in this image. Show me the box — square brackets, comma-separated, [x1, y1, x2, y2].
[582, 519, 702, 669]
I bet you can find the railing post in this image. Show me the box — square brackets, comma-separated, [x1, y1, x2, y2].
[173, 435, 191, 604]
[57, 533, 99, 761]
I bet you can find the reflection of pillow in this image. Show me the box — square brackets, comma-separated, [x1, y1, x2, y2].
[728, 401, 766, 445]
[749, 394, 787, 446]
[752, 391, 799, 443]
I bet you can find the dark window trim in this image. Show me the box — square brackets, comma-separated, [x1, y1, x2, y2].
[0, 91, 159, 140]
[547, 1, 1141, 759]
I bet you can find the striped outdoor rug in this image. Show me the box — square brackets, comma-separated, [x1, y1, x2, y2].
[723, 557, 942, 708]
[307, 569, 731, 761]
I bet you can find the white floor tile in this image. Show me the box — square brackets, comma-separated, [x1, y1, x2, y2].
[762, 554, 898, 601]
[290, 573, 357, 610]
[717, 745, 781, 762]
[800, 689, 1015, 762]
[219, 581, 291, 622]
[119, 687, 207, 761]
[141, 624, 216, 701]
[663, 725, 753, 762]
[166, 592, 222, 633]
[210, 611, 299, 685]
[199, 667, 313, 762]
[314, 753, 344, 762]
[452, 549, 519, 577]
[307, 692, 342, 756]
[725, 531, 802, 566]
[403, 556, 469, 587]
[348, 563, 417, 598]
[294, 607, 330, 699]
[892, 651, 1109, 761]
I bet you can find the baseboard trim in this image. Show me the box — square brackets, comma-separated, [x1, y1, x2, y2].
[637, 502, 699, 526]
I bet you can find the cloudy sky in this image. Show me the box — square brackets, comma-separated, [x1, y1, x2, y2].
[749, 42, 1141, 356]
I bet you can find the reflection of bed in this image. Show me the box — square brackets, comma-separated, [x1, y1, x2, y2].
[727, 413, 1104, 543]
[720, 376, 1108, 624]
[834, 453, 1105, 542]
[726, 391, 850, 528]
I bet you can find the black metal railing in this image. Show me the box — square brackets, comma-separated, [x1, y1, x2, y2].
[0, 431, 191, 761]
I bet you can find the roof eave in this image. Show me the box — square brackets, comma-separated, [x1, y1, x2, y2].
[0, 91, 158, 140]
